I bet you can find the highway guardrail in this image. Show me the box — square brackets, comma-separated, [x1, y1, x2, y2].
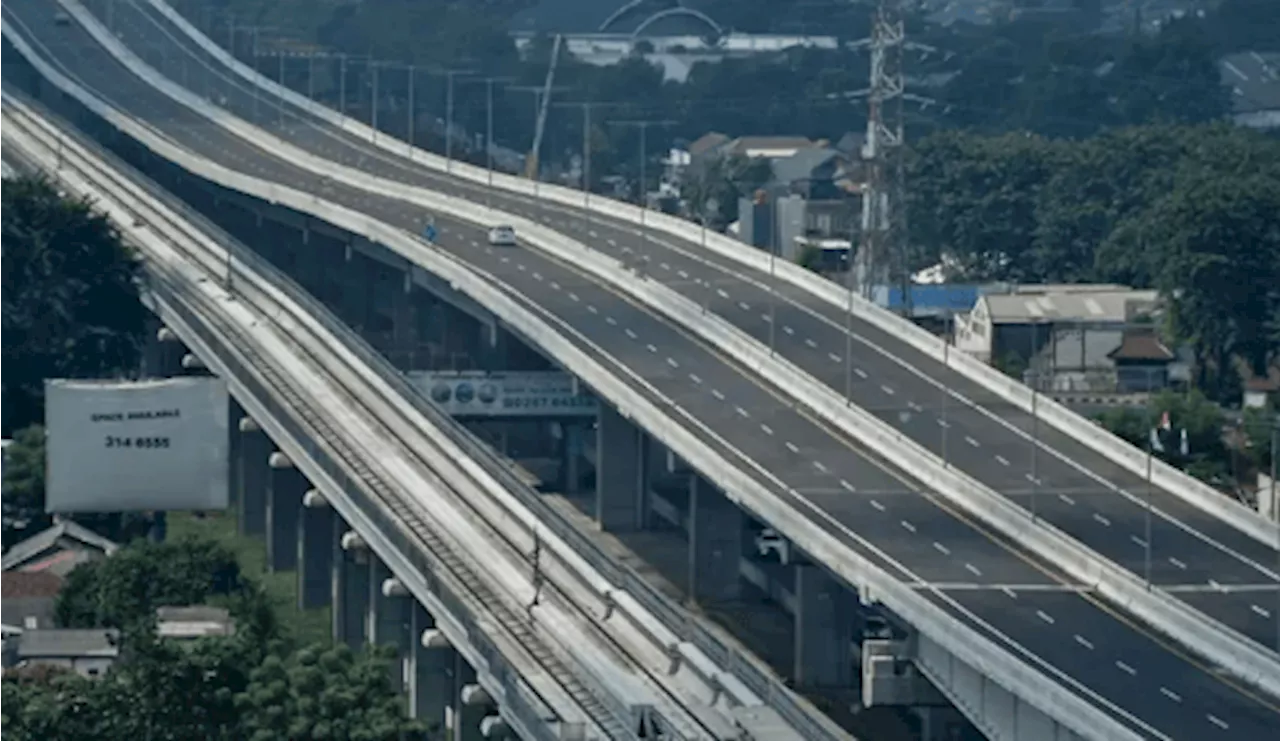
[6, 18, 1146, 741]
[139, 0, 1279, 549]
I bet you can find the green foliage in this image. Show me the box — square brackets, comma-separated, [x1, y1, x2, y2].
[235, 643, 427, 741]
[1095, 390, 1231, 485]
[1, 175, 147, 437]
[55, 537, 249, 631]
[2, 425, 50, 542]
[683, 153, 773, 228]
[1241, 405, 1278, 473]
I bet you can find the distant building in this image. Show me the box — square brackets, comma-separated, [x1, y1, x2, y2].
[1108, 329, 1177, 393]
[10, 628, 120, 678]
[2, 519, 120, 578]
[1220, 51, 1280, 130]
[1, 571, 64, 633]
[156, 606, 236, 640]
[954, 284, 1167, 393]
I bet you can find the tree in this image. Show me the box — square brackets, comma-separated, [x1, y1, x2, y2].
[235, 643, 427, 741]
[2, 175, 148, 437]
[1096, 390, 1231, 485]
[55, 537, 251, 631]
[2, 425, 50, 546]
[906, 130, 1063, 281]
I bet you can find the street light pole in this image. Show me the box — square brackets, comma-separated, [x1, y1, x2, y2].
[307, 52, 315, 101]
[276, 51, 286, 127]
[1145, 431, 1155, 588]
[607, 119, 675, 277]
[407, 65, 416, 148]
[338, 54, 348, 117]
[370, 60, 380, 136]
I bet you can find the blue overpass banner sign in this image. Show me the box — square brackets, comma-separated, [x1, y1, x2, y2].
[422, 223, 438, 243]
[407, 371, 597, 417]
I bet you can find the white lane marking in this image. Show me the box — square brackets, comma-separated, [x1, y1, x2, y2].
[761, 424, 774, 436]
[533, 272, 543, 280]
[1209, 579, 1223, 591]
[625, 329, 637, 339]
[900, 520, 917, 533]
[880, 385, 896, 396]
[1169, 557, 1187, 570]
[689, 374, 703, 385]
[517, 263, 527, 271]
[1250, 604, 1270, 618]
[829, 352, 842, 363]
[1115, 661, 1136, 675]
[1000, 586, 1018, 599]
[870, 499, 886, 511]
[586, 304, 598, 314]
[1206, 715, 1229, 730]
[1035, 610, 1055, 625]
[907, 401, 923, 413]
[965, 435, 980, 447]
[1093, 513, 1112, 527]
[738, 301, 750, 311]
[761, 313, 772, 323]
[711, 389, 725, 401]
[965, 563, 982, 577]
[1025, 473, 1041, 486]
[995, 455, 1010, 466]
[1058, 494, 1076, 505]
[1130, 535, 1148, 548]
[854, 367, 868, 379]
[589, 230, 599, 238]
[659, 262, 670, 271]
[735, 406, 750, 418]
[813, 461, 828, 473]
[785, 442, 800, 454]
[568, 292, 580, 302]
[783, 326, 795, 335]
[549, 281, 560, 290]
[606, 316, 618, 325]
[501, 256, 510, 263]
[717, 288, 729, 299]
[1159, 687, 1182, 703]
[677, 270, 689, 279]
[840, 479, 856, 493]
[606, 238, 615, 246]
[666, 357, 679, 368]
[1074, 635, 1094, 650]
[933, 542, 951, 555]
[646, 344, 658, 353]
[937, 419, 951, 429]
[805, 338, 818, 348]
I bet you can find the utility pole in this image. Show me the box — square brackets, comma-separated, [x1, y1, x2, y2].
[857, 0, 909, 317]
[457, 76, 516, 207]
[607, 119, 676, 278]
[439, 68, 478, 172]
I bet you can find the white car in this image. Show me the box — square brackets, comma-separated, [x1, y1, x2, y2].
[487, 225, 517, 246]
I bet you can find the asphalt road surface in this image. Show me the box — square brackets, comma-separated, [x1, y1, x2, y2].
[6, 3, 1279, 737]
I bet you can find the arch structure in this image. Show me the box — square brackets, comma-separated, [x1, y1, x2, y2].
[597, 1, 724, 38]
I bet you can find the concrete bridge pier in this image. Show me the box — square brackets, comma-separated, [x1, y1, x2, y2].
[449, 651, 489, 741]
[793, 564, 856, 689]
[266, 451, 304, 573]
[236, 416, 269, 536]
[595, 405, 648, 532]
[410, 604, 454, 736]
[369, 564, 413, 692]
[334, 528, 371, 649]
[297, 489, 334, 610]
[687, 475, 744, 605]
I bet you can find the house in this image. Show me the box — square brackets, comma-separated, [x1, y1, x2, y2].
[954, 284, 1161, 385]
[2, 571, 64, 633]
[2, 519, 120, 577]
[156, 606, 236, 640]
[722, 135, 815, 160]
[1108, 329, 1177, 393]
[1219, 51, 1280, 130]
[10, 628, 120, 678]
[1240, 363, 1280, 410]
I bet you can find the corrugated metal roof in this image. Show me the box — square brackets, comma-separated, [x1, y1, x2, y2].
[16, 629, 119, 658]
[983, 290, 1159, 323]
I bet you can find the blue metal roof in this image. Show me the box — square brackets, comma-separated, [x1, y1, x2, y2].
[874, 284, 981, 316]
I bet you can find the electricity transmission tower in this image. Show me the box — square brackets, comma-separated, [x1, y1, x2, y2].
[857, 0, 911, 317]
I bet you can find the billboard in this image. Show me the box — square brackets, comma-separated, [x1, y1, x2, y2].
[45, 378, 230, 512]
[407, 371, 597, 418]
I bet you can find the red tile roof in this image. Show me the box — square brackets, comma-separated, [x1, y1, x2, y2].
[2, 571, 65, 599]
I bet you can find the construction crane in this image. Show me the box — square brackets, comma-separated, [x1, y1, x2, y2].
[524, 34, 563, 180]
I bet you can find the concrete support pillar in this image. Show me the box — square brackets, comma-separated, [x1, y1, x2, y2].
[390, 272, 417, 369]
[409, 603, 453, 736]
[227, 399, 243, 510]
[336, 243, 371, 330]
[238, 418, 269, 536]
[448, 652, 487, 741]
[147, 324, 184, 377]
[266, 452, 304, 573]
[369, 565, 412, 687]
[335, 529, 370, 649]
[595, 406, 646, 531]
[687, 476, 743, 604]
[560, 423, 582, 495]
[298, 489, 334, 610]
[793, 565, 855, 688]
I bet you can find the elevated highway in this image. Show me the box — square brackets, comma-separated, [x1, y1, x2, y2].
[1, 88, 833, 741]
[5, 1, 1279, 738]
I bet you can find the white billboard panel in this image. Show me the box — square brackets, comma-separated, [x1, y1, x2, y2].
[44, 378, 230, 512]
[407, 371, 597, 417]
